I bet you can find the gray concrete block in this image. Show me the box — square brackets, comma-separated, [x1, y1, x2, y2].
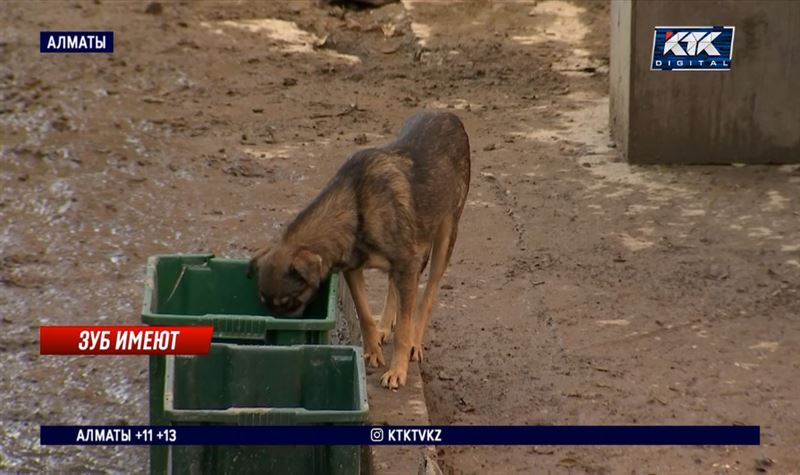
[610, 0, 800, 164]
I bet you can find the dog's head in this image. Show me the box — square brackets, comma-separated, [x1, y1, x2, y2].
[247, 243, 324, 317]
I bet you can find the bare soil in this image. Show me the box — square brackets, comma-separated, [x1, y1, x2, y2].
[1, 1, 799, 474]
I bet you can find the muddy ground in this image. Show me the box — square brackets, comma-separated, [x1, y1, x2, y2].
[2, 0, 799, 473]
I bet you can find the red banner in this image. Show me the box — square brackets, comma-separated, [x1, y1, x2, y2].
[39, 326, 213, 355]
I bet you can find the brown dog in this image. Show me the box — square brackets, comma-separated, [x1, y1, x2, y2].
[248, 111, 470, 389]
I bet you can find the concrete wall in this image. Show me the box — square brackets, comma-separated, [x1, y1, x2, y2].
[610, 0, 800, 164]
[609, 0, 632, 155]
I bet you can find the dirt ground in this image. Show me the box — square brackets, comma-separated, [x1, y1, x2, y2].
[2, 1, 799, 473]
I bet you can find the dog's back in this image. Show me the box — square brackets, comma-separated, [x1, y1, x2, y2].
[392, 111, 470, 158]
[367, 111, 470, 240]
[390, 111, 471, 178]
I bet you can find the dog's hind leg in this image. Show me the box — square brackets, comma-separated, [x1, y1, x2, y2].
[378, 242, 429, 345]
[376, 241, 429, 345]
[377, 276, 397, 344]
[410, 215, 458, 363]
[344, 268, 385, 368]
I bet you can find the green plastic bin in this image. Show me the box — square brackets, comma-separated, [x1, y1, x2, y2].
[141, 253, 338, 344]
[155, 343, 369, 475]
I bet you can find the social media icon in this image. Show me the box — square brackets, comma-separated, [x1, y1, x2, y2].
[370, 428, 384, 443]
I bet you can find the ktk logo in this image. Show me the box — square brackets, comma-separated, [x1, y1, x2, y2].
[663, 31, 721, 56]
[651, 26, 735, 71]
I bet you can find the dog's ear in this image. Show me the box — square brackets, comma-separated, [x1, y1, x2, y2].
[291, 249, 323, 287]
[247, 246, 271, 279]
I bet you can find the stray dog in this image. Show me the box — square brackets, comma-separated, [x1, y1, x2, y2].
[248, 111, 470, 389]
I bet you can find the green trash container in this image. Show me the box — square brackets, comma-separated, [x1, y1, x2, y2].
[141, 254, 341, 474]
[155, 343, 369, 475]
[141, 253, 338, 344]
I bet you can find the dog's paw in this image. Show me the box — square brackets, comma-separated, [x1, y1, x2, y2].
[375, 314, 395, 345]
[363, 344, 385, 368]
[377, 326, 393, 345]
[364, 347, 386, 368]
[380, 367, 407, 389]
[409, 343, 424, 363]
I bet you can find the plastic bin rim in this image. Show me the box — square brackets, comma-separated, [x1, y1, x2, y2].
[141, 254, 339, 326]
[163, 344, 369, 420]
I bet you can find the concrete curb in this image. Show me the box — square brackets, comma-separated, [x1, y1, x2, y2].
[336, 277, 442, 475]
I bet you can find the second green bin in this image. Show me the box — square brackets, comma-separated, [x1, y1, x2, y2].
[156, 343, 369, 475]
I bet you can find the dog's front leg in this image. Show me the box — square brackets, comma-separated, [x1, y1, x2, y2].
[344, 268, 385, 368]
[380, 267, 419, 389]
